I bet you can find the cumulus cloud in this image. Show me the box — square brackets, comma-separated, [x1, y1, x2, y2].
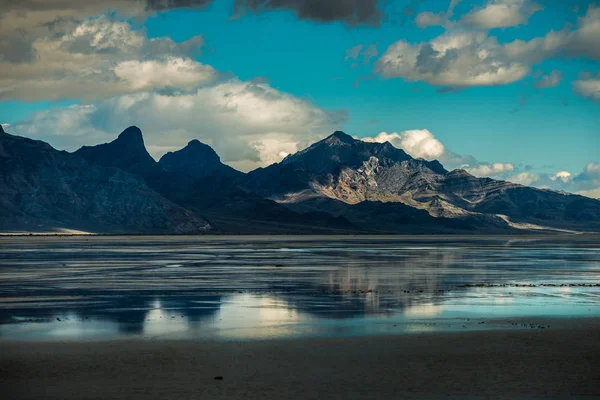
[502, 5, 600, 62]
[415, 0, 541, 30]
[578, 162, 600, 181]
[0, 17, 217, 101]
[467, 163, 515, 176]
[233, 0, 383, 27]
[508, 172, 540, 186]
[460, 0, 542, 29]
[8, 79, 347, 171]
[0, 1, 217, 65]
[551, 171, 572, 183]
[573, 74, 600, 102]
[113, 58, 217, 92]
[363, 130, 445, 160]
[375, 32, 529, 87]
[361, 129, 515, 178]
[379, 5, 600, 90]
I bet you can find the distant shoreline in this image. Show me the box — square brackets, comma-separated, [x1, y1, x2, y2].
[0, 231, 595, 237]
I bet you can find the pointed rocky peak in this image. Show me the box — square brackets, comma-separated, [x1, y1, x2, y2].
[159, 139, 243, 180]
[0, 124, 5, 134]
[324, 131, 355, 145]
[447, 169, 473, 177]
[115, 126, 144, 146]
[74, 126, 156, 175]
[279, 129, 415, 172]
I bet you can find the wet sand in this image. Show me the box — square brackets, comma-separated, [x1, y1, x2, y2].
[2, 318, 600, 400]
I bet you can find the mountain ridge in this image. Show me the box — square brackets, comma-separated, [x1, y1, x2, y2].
[2, 126, 599, 234]
[0, 129, 210, 234]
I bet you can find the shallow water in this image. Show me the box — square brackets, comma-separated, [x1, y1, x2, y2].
[0, 235, 599, 340]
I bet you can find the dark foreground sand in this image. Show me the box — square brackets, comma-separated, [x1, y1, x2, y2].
[2, 319, 600, 400]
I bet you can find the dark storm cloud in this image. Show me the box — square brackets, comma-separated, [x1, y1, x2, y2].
[144, 0, 214, 11]
[233, 0, 384, 26]
[0, 35, 37, 63]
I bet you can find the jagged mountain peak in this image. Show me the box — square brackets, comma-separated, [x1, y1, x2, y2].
[281, 130, 418, 171]
[117, 125, 143, 140]
[246, 130, 449, 198]
[112, 126, 146, 149]
[0, 124, 5, 134]
[74, 126, 156, 175]
[325, 130, 355, 145]
[447, 169, 473, 177]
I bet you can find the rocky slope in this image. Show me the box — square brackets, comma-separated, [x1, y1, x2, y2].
[0, 125, 209, 233]
[245, 131, 600, 232]
[73, 127, 356, 233]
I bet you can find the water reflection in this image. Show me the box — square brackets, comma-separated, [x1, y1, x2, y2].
[0, 235, 599, 340]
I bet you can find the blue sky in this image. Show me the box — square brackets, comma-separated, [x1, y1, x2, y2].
[0, 0, 599, 196]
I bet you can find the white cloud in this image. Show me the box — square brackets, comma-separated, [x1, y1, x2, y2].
[508, 172, 540, 186]
[362, 130, 446, 160]
[378, 5, 600, 91]
[113, 58, 217, 92]
[0, 17, 215, 101]
[9, 79, 347, 172]
[573, 76, 600, 102]
[551, 171, 571, 183]
[461, 0, 542, 29]
[415, 0, 541, 30]
[361, 129, 515, 178]
[580, 162, 600, 180]
[376, 32, 529, 87]
[502, 5, 600, 62]
[467, 162, 515, 176]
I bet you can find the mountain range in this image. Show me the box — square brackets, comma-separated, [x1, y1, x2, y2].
[1, 124, 599, 234]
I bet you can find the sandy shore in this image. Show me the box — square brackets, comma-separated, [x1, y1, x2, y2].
[2, 319, 600, 400]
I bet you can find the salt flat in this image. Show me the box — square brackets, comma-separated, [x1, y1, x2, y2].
[0, 235, 599, 340]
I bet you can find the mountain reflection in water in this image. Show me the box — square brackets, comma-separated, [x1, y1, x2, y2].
[0, 235, 599, 340]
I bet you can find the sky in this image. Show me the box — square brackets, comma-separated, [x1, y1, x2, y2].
[0, 0, 599, 197]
